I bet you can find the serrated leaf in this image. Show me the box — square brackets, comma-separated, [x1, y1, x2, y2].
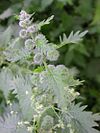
[0, 113, 20, 133]
[13, 74, 34, 121]
[0, 68, 13, 99]
[38, 15, 54, 29]
[35, 64, 81, 111]
[58, 30, 88, 48]
[0, 113, 30, 133]
[68, 103, 100, 133]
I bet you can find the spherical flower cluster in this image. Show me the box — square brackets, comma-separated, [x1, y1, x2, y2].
[27, 24, 38, 34]
[55, 65, 68, 75]
[35, 34, 48, 47]
[19, 10, 30, 22]
[19, 10, 38, 39]
[19, 10, 31, 30]
[19, 29, 27, 39]
[46, 49, 59, 61]
[34, 53, 43, 65]
[47, 64, 55, 71]
[19, 20, 30, 28]
[25, 39, 35, 50]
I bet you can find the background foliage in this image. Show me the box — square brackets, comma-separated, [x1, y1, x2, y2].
[0, 0, 100, 114]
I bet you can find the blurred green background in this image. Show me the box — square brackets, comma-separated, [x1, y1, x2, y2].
[0, 0, 100, 113]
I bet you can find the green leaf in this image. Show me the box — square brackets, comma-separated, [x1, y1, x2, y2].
[85, 59, 100, 79]
[4, 38, 31, 62]
[16, 125, 30, 133]
[0, 68, 13, 99]
[58, 30, 88, 48]
[41, 0, 54, 11]
[76, 0, 93, 21]
[13, 74, 34, 121]
[0, 113, 30, 133]
[92, 0, 100, 25]
[64, 50, 74, 65]
[38, 15, 54, 29]
[0, 26, 13, 48]
[57, 0, 73, 5]
[0, 113, 20, 133]
[40, 64, 81, 110]
[76, 43, 89, 56]
[33, 66, 44, 73]
[68, 103, 100, 133]
[0, 8, 13, 20]
[94, 42, 100, 57]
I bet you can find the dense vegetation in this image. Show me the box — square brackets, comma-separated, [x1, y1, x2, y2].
[0, 0, 100, 131]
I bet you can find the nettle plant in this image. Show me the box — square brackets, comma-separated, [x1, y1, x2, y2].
[0, 10, 100, 133]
